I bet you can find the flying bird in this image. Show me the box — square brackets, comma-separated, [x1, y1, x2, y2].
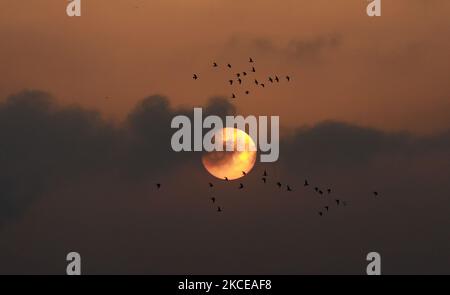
[213, 62, 218, 67]
[319, 190, 324, 195]
[261, 83, 265, 88]
[224, 177, 229, 181]
[319, 212, 323, 217]
[262, 177, 267, 183]
[236, 73, 241, 78]
[249, 57, 254, 63]
[373, 191, 379, 196]
[314, 187, 319, 192]
[327, 189, 332, 194]
[229, 80, 234, 85]
[276, 182, 282, 188]
[304, 180, 309, 186]
[263, 170, 268, 177]
[239, 183, 244, 189]
[238, 78, 242, 84]
[193, 74, 198, 80]
[255, 79, 259, 85]
[335, 199, 341, 205]
[275, 76, 280, 82]
[287, 185, 293, 192]
[269, 77, 274, 83]
[286, 76, 291, 82]
[210, 197, 216, 203]
[325, 206, 329, 211]
[243, 72, 247, 76]
[227, 64, 232, 68]
[217, 207, 223, 212]
[231, 93, 236, 99]
[156, 183, 161, 190]
[252, 67, 256, 72]
[245, 91, 250, 95]
[209, 182, 214, 188]
[242, 171, 247, 176]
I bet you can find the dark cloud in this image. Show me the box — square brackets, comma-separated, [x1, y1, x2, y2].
[0, 91, 449, 274]
[282, 121, 411, 171]
[0, 90, 114, 225]
[285, 34, 341, 62]
[226, 33, 342, 64]
[0, 91, 235, 225]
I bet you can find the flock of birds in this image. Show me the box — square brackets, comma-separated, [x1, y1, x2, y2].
[155, 169, 380, 217]
[155, 56, 381, 217]
[193, 57, 291, 99]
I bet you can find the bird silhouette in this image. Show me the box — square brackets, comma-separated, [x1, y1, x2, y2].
[238, 78, 242, 84]
[217, 207, 223, 212]
[210, 197, 216, 203]
[325, 206, 329, 211]
[261, 83, 265, 88]
[242, 171, 247, 176]
[213, 62, 218, 67]
[156, 183, 161, 190]
[319, 212, 323, 217]
[227, 64, 232, 68]
[243, 72, 247, 76]
[304, 180, 309, 186]
[239, 183, 244, 189]
[249, 57, 254, 63]
[275, 76, 280, 82]
[315, 187, 319, 192]
[209, 182, 214, 188]
[335, 199, 341, 205]
[262, 177, 267, 183]
[224, 177, 229, 181]
[263, 170, 268, 177]
[287, 185, 293, 192]
[327, 189, 332, 194]
[373, 191, 379, 196]
[193, 74, 198, 80]
[269, 77, 274, 83]
[231, 93, 236, 99]
[236, 73, 241, 78]
[252, 67, 256, 73]
[229, 80, 234, 85]
[255, 79, 259, 85]
[245, 91, 250, 95]
[286, 76, 291, 82]
[277, 182, 282, 188]
[319, 190, 324, 195]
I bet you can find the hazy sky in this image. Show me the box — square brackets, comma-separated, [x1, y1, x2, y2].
[1, 0, 449, 133]
[1, 0, 450, 274]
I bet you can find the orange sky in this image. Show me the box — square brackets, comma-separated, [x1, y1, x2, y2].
[1, 0, 449, 134]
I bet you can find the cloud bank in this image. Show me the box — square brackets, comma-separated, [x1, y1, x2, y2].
[0, 90, 449, 274]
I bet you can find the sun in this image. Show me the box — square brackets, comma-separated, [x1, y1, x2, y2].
[201, 128, 257, 180]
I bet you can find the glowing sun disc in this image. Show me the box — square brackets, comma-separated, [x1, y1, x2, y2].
[201, 128, 257, 180]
